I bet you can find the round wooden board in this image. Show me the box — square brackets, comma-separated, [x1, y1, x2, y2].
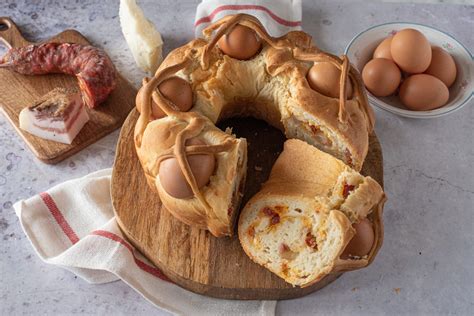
[112, 109, 384, 300]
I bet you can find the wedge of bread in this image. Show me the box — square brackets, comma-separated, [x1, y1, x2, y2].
[238, 139, 385, 287]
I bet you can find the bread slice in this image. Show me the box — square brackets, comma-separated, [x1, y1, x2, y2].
[238, 139, 385, 287]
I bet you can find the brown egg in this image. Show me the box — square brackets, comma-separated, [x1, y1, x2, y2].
[391, 28, 432, 73]
[399, 74, 449, 111]
[362, 58, 401, 97]
[307, 62, 353, 99]
[425, 46, 457, 87]
[217, 24, 261, 60]
[373, 36, 393, 60]
[137, 76, 193, 119]
[159, 138, 215, 199]
[341, 218, 374, 258]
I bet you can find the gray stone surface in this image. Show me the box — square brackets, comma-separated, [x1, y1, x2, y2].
[0, 0, 473, 315]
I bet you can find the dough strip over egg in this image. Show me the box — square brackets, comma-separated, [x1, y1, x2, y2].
[201, 14, 292, 69]
[293, 51, 372, 129]
[135, 58, 236, 221]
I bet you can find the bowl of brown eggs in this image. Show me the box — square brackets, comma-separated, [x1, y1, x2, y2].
[345, 22, 473, 118]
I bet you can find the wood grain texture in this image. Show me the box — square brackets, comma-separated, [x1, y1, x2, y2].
[0, 17, 136, 164]
[112, 109, 384, 300]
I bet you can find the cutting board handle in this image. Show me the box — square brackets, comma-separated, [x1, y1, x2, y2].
[0, 17, 30, 49]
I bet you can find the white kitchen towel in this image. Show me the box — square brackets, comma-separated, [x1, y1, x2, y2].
[14, 169, 276, 316]
[195, 0, 302, 38]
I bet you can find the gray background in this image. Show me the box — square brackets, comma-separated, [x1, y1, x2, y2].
[1, 0, 473, 315]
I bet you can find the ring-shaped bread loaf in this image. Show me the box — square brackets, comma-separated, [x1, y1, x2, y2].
[134, 14, 383, 270]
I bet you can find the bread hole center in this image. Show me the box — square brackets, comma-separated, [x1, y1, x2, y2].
[217, 116, 285, 206]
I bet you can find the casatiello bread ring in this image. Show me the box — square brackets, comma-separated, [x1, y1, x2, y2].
[134, 14, 379, 240]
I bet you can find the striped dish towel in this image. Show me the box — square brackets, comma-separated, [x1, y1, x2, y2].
[14, 169, 276, 315]
[195, 0, 302, 37]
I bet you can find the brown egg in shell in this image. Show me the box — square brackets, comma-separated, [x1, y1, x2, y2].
[159, 138, 216, 199]
[373, 36, 393, 60]
[399, 74, 449, 111]
[391, 28, 432, 74]
[137, 76, 193, 119]
[424, 46, 457, 88]
[341, 218, 375, 258]
[307, 62, 353, 99]
[217, 24, 262, 60]
[362, 58, 401, 97]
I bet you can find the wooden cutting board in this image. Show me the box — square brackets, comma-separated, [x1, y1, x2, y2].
[111, 109, 384, 300]
[0, 17, 136, 164]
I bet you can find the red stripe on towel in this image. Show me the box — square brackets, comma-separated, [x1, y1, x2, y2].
[91, 230, 171, 282]
[38, 192, 170, 281]
[195, 4, 301, 27]
[39, 192, 80, 244]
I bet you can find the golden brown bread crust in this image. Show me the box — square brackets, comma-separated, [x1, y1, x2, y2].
[134, 14, 378, 238]
[136, 114, 247, 236]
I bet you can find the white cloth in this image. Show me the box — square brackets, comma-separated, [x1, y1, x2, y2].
[195, 0, 302, 38]
[14, 169, 276, 315]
